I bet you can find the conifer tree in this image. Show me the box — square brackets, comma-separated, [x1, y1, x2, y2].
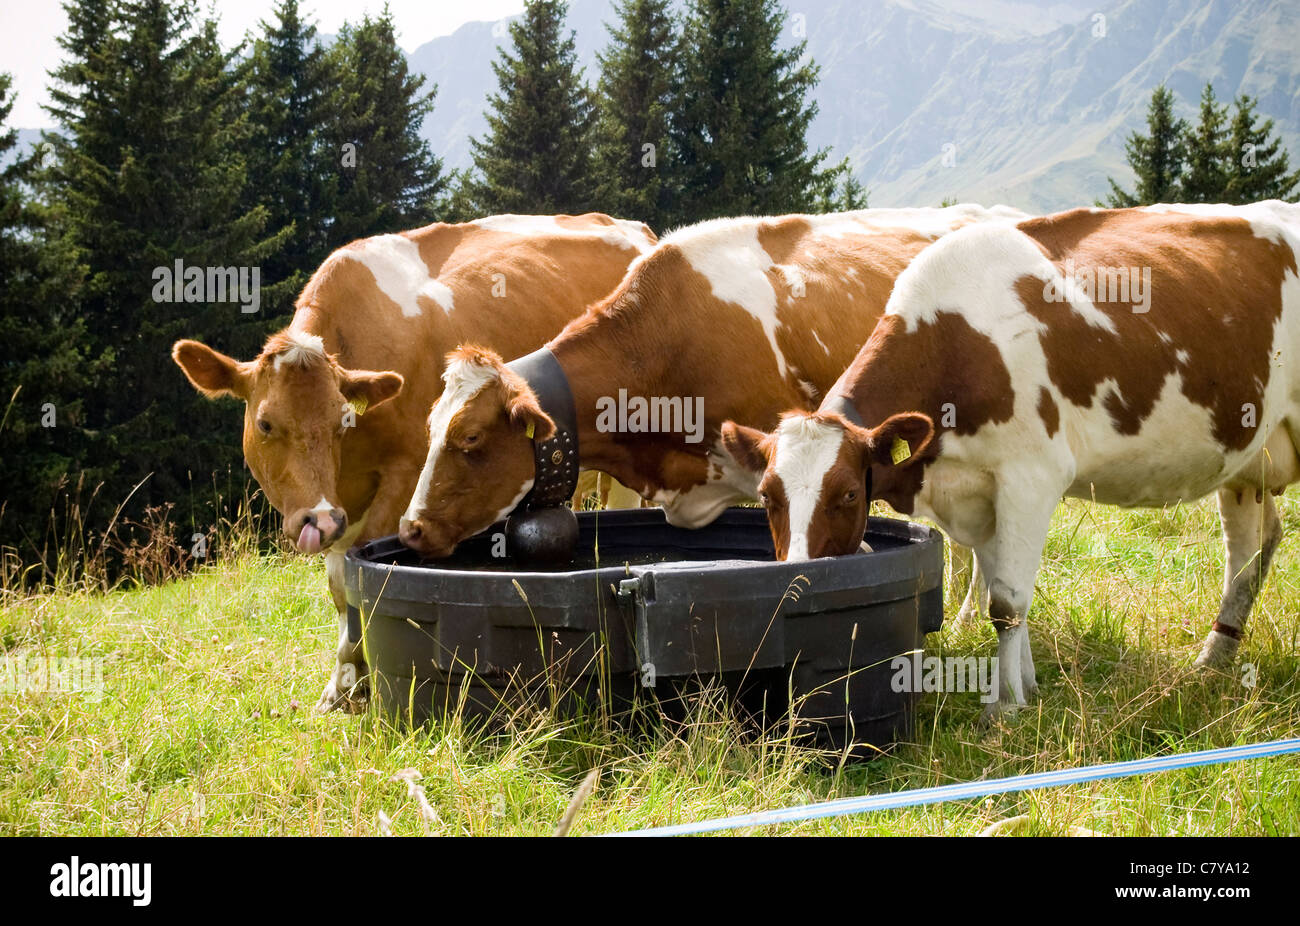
[837, 172, 869, 210]
[0, 73, 98, 561]
[440, 168, 480, 224]
[1181, 82, 1229, 203]
[669, 0, 837, 224]
[244, 0, 337, 317]
[1223, 93, 1300, 203]
[469, 0, 598, 215]
[1104, 84, 1188, 206]
[591, 0, 678, 227]
[324, 10, 446, 244]
[42, 0, 285, 527]
[813, 158, 868, 212]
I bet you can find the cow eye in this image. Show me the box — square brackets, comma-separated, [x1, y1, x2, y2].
[842, 489, 858, 505]
[460, 433, 482, 451]
[257, 418, 272, 435]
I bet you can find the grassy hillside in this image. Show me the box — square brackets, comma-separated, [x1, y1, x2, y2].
[2, 495, 1298, 836]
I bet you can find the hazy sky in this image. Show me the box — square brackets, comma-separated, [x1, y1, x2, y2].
[1, 1, 529, 128]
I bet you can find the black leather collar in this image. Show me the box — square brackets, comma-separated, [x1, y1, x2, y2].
[823, 393, 865, 428]
[505, 348, 581, 511]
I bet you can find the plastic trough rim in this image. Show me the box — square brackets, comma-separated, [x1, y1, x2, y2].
[345, 509, 943, 582]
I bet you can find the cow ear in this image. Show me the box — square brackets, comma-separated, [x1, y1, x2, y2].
[861, 413, 935, 468]
[721, 421, 773, 475]
[172, 339, 253, 400]
[341, 369, 404, 411]
[504, 381, 556, 442]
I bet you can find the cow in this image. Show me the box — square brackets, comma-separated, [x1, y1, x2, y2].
[398, 205, 1029, 563]
[171, 213, 657, 711]
[720, 202, 1300, 719]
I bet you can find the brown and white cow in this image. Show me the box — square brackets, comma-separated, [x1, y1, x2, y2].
[172, 213, 656, 711]
[722, 202, 1300, 718]
[398, 205, 1028, 560]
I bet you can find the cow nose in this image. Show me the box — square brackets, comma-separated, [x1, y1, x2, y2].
[398, 517, 423, 547]
[309, 507, 346, 542]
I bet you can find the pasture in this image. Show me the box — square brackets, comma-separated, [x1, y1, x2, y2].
[2, 494, 1298, 837]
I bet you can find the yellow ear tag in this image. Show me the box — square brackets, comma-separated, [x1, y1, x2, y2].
[348, 397, 368, 417]
[525, 421, 535, 440]
[890, 436, 911, 465]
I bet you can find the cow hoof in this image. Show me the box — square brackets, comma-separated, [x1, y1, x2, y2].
[979, 700, 1023, 727]
[1193, 630, 1239, 670]
[314, 685, 343, 714]
[315, 681, 370, 714]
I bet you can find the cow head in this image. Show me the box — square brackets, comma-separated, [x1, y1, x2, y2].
[721, 410, 935, 560]
[172, 332, 404, 552]
[399, 346, 553, 558]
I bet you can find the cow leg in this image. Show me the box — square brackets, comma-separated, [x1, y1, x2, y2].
[947, 540, 969, 614]
[314, 547, 370, 714]
[949, 541, 987, 625]
[978, 480, 1057, 721]
[1195, 488, 1282, 669]
[314, 470, 415, 713]
[601, 475, 646, 510]
[571, 471, 599, 509]
[1018, 614, 1036, 698]
[574, 470, 645, 510]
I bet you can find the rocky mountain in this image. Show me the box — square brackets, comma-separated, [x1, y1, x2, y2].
[408, 0, 1300, 212]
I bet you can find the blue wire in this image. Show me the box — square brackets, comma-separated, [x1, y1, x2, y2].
[608, 737, 1300, 837]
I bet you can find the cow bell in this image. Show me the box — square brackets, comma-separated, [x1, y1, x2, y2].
[505, 506, 579, 566]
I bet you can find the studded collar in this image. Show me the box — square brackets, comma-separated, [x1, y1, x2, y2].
[505, 347, 580, 511]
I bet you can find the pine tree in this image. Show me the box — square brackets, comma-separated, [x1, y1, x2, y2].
[1104, 84, 1188, 207]
[0, 73, 99, 562]
[1180, 82, 1230, 203]
[590, 0, 679, 227]
[469, 0, 598, 215]
[440, 168, 480, 224]
[813, 158, 868, 212]
[837, 172, 869, 210]
[42, 0, 287, 534]
[243, 0, 337, 320]
[669, 0, 837, 224]
[1223, 94, 1300, 203]
[325, 10, 446, 245]
[43, 0, 124, 282]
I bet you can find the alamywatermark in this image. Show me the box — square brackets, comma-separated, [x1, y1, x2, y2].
[595, 390, 705, 444]
[152, 259, 260, 313]
[1, 653, 105, 701]
[50, 857, 151, 906]
[890, 653, 998, 703]
[1043, 258, 1152, 313]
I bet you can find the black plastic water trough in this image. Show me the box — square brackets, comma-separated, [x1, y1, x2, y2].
[344, 507, 944, 751]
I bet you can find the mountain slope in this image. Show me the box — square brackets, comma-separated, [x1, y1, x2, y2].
[409, 0, 1300, 211]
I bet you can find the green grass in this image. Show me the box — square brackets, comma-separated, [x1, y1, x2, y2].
[2, 494, 1298, 836]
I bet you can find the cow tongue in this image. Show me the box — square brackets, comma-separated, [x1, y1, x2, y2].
[298, 522, 322, 554]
